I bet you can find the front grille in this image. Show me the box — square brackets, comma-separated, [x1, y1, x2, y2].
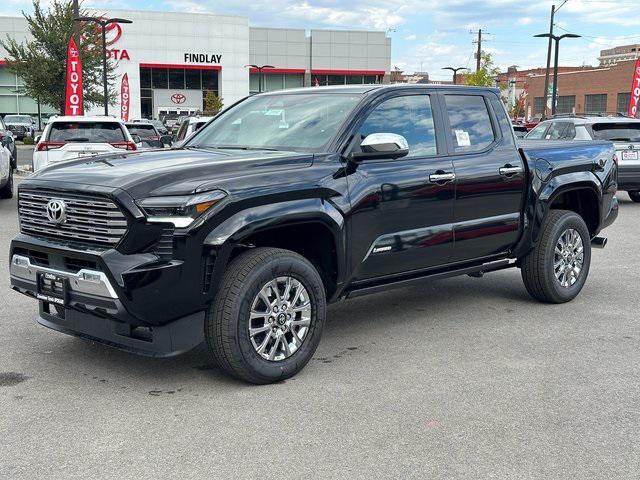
[18, 190, 128, 248]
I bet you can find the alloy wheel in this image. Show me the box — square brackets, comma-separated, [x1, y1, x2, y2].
[553, 228, 584, 288]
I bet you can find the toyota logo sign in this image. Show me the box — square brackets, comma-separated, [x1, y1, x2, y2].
[46, 199, 67, 225]
[171, 94, 186, 105]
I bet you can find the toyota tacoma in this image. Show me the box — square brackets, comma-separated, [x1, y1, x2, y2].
[10, 85, 618, 383]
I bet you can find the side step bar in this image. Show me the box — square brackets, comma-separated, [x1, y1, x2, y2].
[346, 259, 515, 299]
[591, 236, 607, 249]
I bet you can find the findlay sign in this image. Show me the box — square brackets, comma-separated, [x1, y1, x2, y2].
[184, 53, 222, 64]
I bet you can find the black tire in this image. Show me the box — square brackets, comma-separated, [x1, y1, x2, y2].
[0, 167, 13, 199]
[206, 247, 327, 384]
[628, 191, 640, 203]
[11, 147, 17, 170]
[521, 209, 591, 303]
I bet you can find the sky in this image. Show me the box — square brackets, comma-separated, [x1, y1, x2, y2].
[3, 0, 640, 80]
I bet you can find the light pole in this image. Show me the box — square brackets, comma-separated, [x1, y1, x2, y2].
[534, 33, 580, 116]
[442, 67, 468, 85]
[74, 16, 132, 116]
[246, 65, 275, 93]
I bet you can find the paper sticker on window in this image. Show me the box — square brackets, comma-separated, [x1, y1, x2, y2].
[455, 130, 471, 147]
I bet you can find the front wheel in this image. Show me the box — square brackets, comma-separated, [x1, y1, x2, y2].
[628, 191, 640, 203]
[521, 210, 591, 303]
[206, 247, 326, 384]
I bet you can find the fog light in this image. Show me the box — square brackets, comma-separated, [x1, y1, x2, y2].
[81, 272, 102, 283]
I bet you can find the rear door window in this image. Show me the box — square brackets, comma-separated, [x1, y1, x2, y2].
[545, 122, 569, 140]
[443, 95, 495, 153]
[48, 122, 126, 143]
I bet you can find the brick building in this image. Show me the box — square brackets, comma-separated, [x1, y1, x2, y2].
[523, 60, 637, 118]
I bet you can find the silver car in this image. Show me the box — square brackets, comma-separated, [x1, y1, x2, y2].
[525, 115, 640, 202]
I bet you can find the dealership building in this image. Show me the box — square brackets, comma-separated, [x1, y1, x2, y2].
[0, 9, 391, 121]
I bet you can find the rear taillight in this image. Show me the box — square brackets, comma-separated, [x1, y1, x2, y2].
[150, 136, 160, 141]
[36, 141, 65, 151]
[111, 141, 137, 151]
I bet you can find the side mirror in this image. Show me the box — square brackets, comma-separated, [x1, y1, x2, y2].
[351, 133, 409, 161]
[160, 134, 173, 147]
[34, 135, 41, 144]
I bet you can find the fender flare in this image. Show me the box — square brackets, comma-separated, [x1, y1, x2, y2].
[204, 197, 347, 287]
[531, 171, 602, 244]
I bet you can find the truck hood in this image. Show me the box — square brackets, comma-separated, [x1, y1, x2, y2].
[29, 147, 315, 199]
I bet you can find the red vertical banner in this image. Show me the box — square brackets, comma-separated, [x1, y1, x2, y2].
[64, 37, 84, 116]
[120, 73, 130, 121]
[627, 58, 640, 118]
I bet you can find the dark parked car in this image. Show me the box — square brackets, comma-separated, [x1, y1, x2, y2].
[125, 122, 170, 149]
[132, 118, 169, 136]
[513, 124, 528, 138]
[525, 116, 640, 201]
[9, 85, 618, 383]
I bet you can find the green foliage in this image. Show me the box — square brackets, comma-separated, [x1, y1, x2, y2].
[465, 53, 501, 87]
[204, 91, 224, 115]
[0, 0, 117, 113]
[23, 135, 35, 145]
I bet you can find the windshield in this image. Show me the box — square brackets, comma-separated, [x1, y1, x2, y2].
[48, 122, 126, 143]
[591, 123, 640, 141]
[188, 93, 362, 151]
[126, 124, 157, 138]
[5, 115, 32, 123]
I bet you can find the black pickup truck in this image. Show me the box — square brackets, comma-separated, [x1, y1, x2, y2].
[9, 85, 618, 383]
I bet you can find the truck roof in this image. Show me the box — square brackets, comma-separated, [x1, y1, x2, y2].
[259, 84, 501, 96]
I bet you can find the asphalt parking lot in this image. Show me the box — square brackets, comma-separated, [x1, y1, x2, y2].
[1, 181, 639, 479]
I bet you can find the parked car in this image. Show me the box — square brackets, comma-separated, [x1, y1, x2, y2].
[33, 116, 138, 172]
[4, 114, 36, 140]
[525, 115, 543, 130]
[9, 85, 618, 383]
[525, 116, 640, 202]
[132, 118, 169, 136]
[174, 116, 213, 143]
[513, 124, 528, 138]
[0, 138, 12, 198]
[125, 122, 171, 149]
[0, 116, 18, 169]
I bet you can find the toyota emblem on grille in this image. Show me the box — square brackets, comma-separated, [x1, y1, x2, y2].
[46, 199, 67, 224]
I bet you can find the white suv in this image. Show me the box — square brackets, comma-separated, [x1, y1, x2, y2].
[33, 116, 138, 172]
[174, 116, 213, 143]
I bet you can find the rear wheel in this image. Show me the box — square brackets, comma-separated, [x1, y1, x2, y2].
[521, 210, 591, 303]
[205, 247, 326, 384]
[628, 191, 640, 203]
[0, 167, 13, 199]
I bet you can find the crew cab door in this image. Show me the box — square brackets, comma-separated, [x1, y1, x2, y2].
[441, 92, 526, 262]
[346, 91, 455, 281]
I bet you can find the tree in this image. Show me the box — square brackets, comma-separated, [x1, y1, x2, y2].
[203, 91, 224, 115]
[465, 53, 501, 87]
[0, 0, 116, 113]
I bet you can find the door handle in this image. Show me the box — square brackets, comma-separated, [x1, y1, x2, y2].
[429, 172, 456, 184]
[499, 165, 523, 176]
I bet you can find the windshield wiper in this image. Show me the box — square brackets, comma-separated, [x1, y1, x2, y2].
[188, 145, 280, 151]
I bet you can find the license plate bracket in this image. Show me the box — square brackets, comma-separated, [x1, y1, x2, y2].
[36, 272, 68, 306]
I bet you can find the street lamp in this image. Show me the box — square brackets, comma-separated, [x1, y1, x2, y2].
[74, 16, 133, 116]
[246, 65, 275, 93]
[442, 67, 468, 85]
[534, 32, 581, 116]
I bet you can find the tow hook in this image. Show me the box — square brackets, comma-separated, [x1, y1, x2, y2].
[591, 236, 607, 249]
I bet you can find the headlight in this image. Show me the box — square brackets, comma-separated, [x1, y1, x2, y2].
[138, 190, 227, 228]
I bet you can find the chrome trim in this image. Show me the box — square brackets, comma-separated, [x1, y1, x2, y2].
[499, 166, 523, 176]
[429, 172, 456, 183]
[10, 254, 118, 299]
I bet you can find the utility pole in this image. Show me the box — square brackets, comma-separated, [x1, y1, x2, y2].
[542, 5, 555, 119]
[72, 0, 80, 46]
[476, 29, 482, 72]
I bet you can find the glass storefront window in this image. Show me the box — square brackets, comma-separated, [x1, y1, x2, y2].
[140, 89, 153, 99]
[363, 75, 379, 84]
[284, 74, 304, 89]
[140, 68, 151, 88]
[327, 75, 345, 85]
[0, 96, 17, 113]
[141, 98, 153, 119]
[202, 71, 218, 90]
[265, 74, 284, 92]
[186, 69, 201, 90]
[346, 75, 363, 85]
[152, 68, 168, 89]
[169, 68, 185, 89]
[0, 68, 16, 86]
